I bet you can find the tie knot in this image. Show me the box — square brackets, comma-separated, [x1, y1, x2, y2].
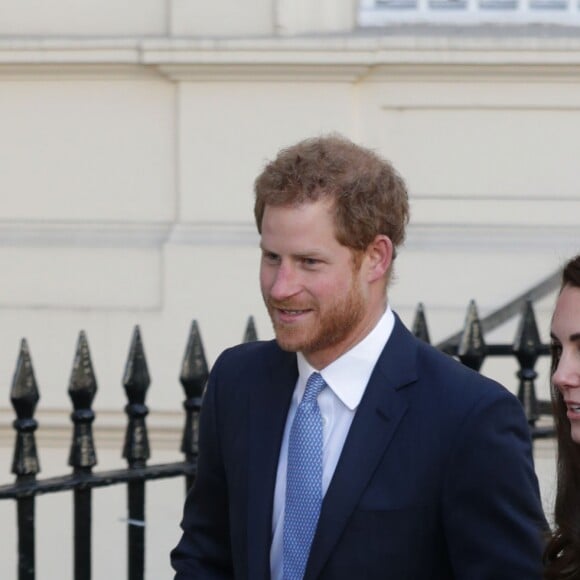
[302, 372, 326, 404]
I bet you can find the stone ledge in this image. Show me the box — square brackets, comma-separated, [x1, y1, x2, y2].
[1, 34, 580, 76]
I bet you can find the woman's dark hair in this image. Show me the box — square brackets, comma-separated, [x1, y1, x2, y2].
[544, 254, 580, 579]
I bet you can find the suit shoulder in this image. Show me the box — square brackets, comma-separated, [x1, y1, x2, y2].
[215, 339, 283, 367]
[412, 333, 514, 404]
[401, 336, 530, 444]
[210, 339, 294, 382]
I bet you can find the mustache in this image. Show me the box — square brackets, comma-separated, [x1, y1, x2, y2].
[266, 298, 314, 310]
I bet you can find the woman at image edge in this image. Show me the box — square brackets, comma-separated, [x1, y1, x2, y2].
[544, 254, 580, 580]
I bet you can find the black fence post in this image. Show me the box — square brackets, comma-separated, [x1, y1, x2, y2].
[68, 331, 98, 580]
[243, 316, 258, 343]
[412, 303, 431, 344]
[179, 321, 209, 493]
[122, 326, 150, 580]
[513, 301, 547, 436]
[457, 301, 487, 371]
[11, 339, 40, 580]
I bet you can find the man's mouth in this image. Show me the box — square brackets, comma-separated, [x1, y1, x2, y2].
[269, 303, 314, 322]
[268, 299, 312, 312]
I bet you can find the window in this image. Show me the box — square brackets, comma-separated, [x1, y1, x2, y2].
[359, 0, 580, 25]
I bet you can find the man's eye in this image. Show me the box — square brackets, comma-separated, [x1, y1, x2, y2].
[302, 258, 320, 266]
[263, 252, 280, 263]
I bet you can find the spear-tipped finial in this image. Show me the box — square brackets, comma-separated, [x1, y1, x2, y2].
[11, 339, 41, 476]
[180, 320, 209, 400]
[458, 300, 487, 371]
[11, 339, 39, 418]
[68, 331, 98, 469]
[122, 326, 150, 466]
[179, 321, 209, 466]
[123, 326, 150, 405]
[68, 331, 98, 408]
[513, 301, 542, 367]
[514, 301, 541, 425]
[412, 303, 431, 344]
[243, 316, 258, 343]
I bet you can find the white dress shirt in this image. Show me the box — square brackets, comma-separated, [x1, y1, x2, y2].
[270, 306, 395, 580]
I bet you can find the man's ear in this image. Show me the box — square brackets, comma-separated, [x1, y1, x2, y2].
[365, 235, 393, 283]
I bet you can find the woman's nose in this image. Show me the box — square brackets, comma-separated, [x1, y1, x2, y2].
[553, 352, 580, 392]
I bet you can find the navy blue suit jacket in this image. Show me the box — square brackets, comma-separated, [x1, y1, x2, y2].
[171, 316, 546, 579]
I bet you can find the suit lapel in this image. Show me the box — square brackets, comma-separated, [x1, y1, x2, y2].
[305, 318, 419, 579]
[247, 346, 297, 580]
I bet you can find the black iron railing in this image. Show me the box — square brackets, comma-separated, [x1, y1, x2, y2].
[0, 318, 256, 580]
[0, 276, 557, 579]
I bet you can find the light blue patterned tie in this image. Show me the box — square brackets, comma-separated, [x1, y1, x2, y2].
[283, 372, 326, 580]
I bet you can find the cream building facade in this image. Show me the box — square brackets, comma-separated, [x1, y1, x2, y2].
[0, 1, 579, 577]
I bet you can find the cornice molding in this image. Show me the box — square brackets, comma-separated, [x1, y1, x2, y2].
[0, 63, 162, 80]
[155, 63, 369, 82]
[168, 222, 258, 246]
[410, 197, 580, 228]
[0, 221, 172, 248]
[0, 220, 258, 248]
[405, 224, 579, 252]
[2, 35, 580, 81]
[0, 219, 575, 252]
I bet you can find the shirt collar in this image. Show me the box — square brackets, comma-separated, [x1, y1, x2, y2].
[297, 305, 395, 411]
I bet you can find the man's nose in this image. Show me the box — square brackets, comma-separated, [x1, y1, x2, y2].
[269, 264, 300, 301]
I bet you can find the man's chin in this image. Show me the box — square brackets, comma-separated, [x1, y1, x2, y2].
[274, 336, 302, 353]
[272, 327, 307, 353]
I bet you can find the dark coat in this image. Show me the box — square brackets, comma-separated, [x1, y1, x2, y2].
[171, 315, 546, 579]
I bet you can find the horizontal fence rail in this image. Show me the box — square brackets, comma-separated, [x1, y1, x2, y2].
[359, 0, 580, 25]
[0, 295, 554, 580]
[0, 319, 256, 580]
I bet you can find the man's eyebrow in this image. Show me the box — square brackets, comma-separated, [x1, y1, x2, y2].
[294, 250, 324, 258]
